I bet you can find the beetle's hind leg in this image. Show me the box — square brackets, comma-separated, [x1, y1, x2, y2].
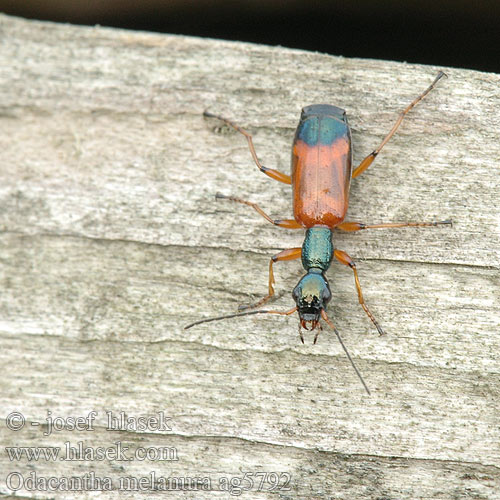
[204, 111, 292, 184]
[352, 71, 446, 179]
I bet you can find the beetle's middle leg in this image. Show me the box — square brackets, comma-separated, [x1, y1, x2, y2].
[216, 193, 302, 229]
[337, 219, 452, 232]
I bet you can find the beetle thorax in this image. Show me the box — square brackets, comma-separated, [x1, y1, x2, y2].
[301, 227, 333, 272]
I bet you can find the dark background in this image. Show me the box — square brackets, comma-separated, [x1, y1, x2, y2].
[1, 0, 499, 73]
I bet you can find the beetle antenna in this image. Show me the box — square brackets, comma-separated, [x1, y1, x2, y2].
[321, 310, 371, 395]
[184, 307, 297, 330]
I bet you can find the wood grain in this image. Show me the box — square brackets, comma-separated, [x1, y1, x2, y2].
[0, 13, 499, 499]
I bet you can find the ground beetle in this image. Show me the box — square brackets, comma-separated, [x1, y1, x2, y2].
[186, 72, 451, 393]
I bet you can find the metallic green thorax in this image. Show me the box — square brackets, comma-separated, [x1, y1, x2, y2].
[301, 227, 333, 272]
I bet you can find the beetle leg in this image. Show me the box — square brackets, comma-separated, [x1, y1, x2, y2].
[204, 111, 292, 184]
[239, 247, 302, 311]
[334, 249, 385, 336]
[337, 219, 452, 232]
[216, 193, 302, 229]
[352, 71, 446, 178]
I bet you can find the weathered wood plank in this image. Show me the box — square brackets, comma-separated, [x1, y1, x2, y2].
[0, 13, 499, 500]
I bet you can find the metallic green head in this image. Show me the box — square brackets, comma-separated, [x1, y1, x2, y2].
[292, 270, 332, 331]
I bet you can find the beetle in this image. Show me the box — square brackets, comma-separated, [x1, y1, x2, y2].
[186, 72, 450, 393]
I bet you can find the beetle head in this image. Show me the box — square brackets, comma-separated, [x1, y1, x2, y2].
[292, 271, 331, 331]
